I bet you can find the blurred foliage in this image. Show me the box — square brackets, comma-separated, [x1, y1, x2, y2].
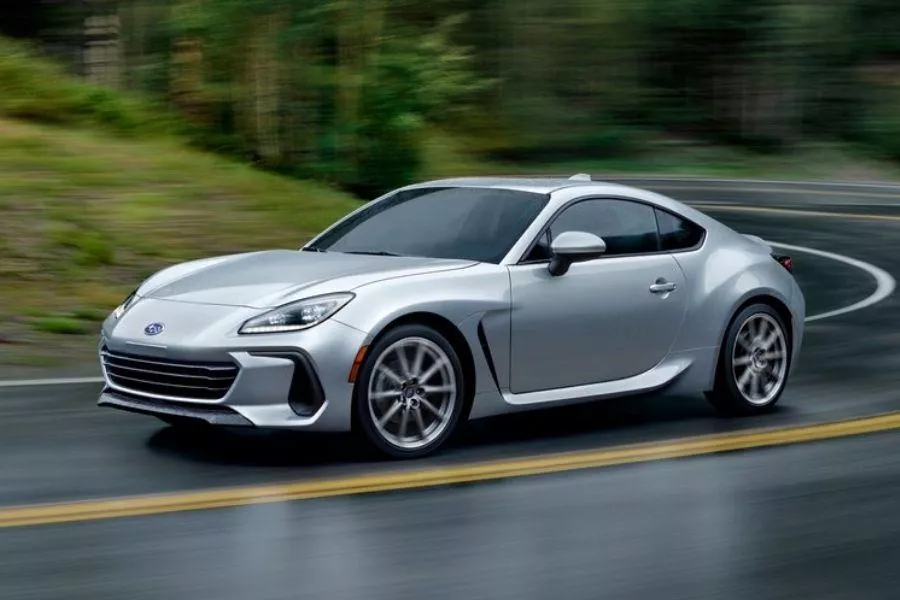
[5, 0, 900, 192]
[31, 316, 91, 336]
[0, 37, 180, 136]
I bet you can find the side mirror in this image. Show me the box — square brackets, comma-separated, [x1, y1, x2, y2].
[548, 231, 606, 276]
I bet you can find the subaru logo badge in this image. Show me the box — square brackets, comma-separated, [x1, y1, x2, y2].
[144, 322, 165, 336]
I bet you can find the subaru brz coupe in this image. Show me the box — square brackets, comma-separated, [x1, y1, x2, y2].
[98, 175, 805, 458]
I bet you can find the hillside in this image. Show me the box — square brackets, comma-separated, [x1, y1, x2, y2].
[0, 118, 360, 369]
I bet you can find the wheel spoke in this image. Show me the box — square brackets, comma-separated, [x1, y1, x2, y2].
[761, 351, 783, 361]
[377, 364, 404, 386]
[737, 368, 752, 391]
[733, 355, 753, 366]
[737, 335, 753, 353]
[419, 357, 449, 383]
[756, 319, 770, 342]
[413, 407, 427, 438]
[371, 389, 401, 401]
[750, 373, 761, 398]
[396, 346, 411, 378]
[420, 398, 442, 418]
[411, 344, 426, 376]
[378, 401, 402, 426]
[398, 409, 409, 439]
[761, 331, 779, 350]
[421, 384, 454, 395]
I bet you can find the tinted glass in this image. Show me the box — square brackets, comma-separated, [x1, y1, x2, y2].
[655, 208, 704, 251]
[524, 230, 553, 262]
[314, 187, 549, 263]
[548, 199, 659, 256]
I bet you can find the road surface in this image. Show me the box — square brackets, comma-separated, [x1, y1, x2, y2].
[1, 178, 899, 599]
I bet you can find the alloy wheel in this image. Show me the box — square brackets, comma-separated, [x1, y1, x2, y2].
[731, 313, 788, 406]
[366, 336, 458, 450]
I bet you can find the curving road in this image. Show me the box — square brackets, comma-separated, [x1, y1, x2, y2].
[2, 178, 900, 599]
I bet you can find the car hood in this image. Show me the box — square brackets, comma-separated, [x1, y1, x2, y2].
[139, 250, 476, 308]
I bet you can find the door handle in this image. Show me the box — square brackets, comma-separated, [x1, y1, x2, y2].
[649, 279, 677, 294]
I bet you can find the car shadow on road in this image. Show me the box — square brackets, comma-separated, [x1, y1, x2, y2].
[144, 392, 799, 470]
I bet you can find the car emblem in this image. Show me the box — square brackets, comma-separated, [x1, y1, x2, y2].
[144, 322, 165, 336]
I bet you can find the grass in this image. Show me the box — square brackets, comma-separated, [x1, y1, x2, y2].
[31, 317, 91, 336]
[0, 118, 360, 367]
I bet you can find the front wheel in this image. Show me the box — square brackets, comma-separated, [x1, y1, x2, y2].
[707, 303, 791, 415]
[354, 324, 466, 458]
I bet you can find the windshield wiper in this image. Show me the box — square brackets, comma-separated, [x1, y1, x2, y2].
[302, 245, 327, 253]
[344, 250, 402, 257]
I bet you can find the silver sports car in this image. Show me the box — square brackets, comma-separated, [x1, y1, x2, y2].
[98, 175, 805, 457]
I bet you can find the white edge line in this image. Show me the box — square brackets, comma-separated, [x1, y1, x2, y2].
[0, 242, 893, 389]
[769, 241, 896, 322]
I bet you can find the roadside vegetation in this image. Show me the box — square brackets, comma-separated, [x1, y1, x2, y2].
[0, 112, 358, 368]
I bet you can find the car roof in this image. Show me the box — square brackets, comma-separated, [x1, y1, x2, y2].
[402, 175, 728, 233]
[403, 176, 638, 196]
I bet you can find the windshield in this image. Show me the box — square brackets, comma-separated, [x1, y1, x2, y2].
[311, 187, 550, 263]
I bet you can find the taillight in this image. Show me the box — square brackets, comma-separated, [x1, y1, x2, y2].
[772, 253, 793, 273]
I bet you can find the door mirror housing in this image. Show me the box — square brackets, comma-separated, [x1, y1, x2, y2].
[548, 231, 607, 276]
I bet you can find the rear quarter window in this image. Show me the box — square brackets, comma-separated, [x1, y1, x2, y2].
[655, 208, 705, 251]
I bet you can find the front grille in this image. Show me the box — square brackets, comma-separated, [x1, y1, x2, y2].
[101, 347, 239, 400]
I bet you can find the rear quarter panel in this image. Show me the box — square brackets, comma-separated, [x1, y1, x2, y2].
[669, 228, 801, 385]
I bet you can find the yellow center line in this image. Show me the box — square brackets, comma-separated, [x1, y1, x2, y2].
[2, 412, 899, 529]
[690, 203, 900, 222]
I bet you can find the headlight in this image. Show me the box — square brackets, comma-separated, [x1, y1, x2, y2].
[113, 290, 139, 319]
[239, 293, 355, 334]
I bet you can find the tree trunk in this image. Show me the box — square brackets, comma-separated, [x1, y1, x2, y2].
[83, 11, 121, 88]
[254, 11, 283, 163]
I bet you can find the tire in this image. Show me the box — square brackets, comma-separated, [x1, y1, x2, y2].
[706, 303, 791, 416]
[354, 324, 467, 458]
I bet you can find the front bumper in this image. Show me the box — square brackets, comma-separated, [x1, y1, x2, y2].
[98, 389, 255, 426]
[98, 310, 367, 432]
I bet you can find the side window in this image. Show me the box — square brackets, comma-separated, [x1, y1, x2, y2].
[549, 199, 659, 256]
[655, 208, 704, 251]
[523, 229, 552, 262]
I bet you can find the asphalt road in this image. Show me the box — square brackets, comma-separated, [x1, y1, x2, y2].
[1, 178, 899, 599]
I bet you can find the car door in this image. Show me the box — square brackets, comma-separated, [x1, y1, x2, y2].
[508, 198, 689, 394]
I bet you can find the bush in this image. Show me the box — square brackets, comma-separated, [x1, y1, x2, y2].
[32, 316, 90, 336]
[858, 99, 900, 162]
[0, 37, 180, 137]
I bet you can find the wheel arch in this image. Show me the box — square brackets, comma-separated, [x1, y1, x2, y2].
[711, 293, 794, 389]
[730, 294, 794, 348]
[354, 311, 478, 422]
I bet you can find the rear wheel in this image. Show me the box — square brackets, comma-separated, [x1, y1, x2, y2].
[354, 324, 466, 458]
[707, 303, 791, 415]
